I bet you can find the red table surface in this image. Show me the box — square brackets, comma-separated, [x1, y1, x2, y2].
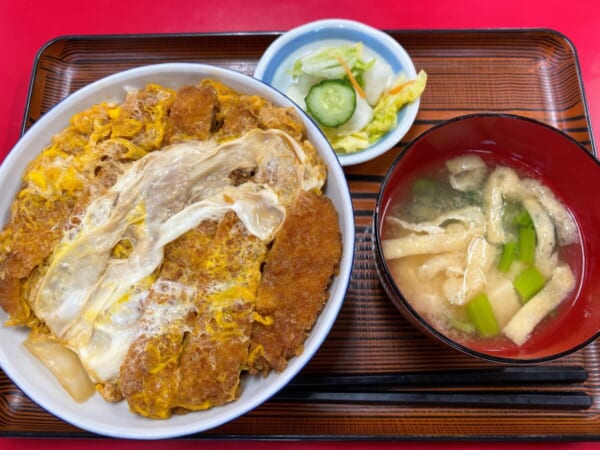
[1, 0, 599, 449]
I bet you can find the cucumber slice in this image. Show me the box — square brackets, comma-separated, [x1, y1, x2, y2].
[305, 79, 356, 128]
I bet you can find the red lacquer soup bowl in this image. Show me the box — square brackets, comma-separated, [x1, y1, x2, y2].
[373, 113, 600, 363]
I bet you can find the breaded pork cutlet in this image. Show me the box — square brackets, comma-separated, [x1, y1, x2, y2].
[120, 213, 268, 419]
[175, 213, 267, 413]
[117, 279, 198, 419]
[164, 85, 217, 143]
[0, 86, 176, 325]
[247, 190, 342, 374]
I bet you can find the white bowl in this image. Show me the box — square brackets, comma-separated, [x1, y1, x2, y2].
[0, 63, 355, 439]
[254, 19, 420, 166]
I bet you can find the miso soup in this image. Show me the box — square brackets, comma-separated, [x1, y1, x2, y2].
[381, 153, 582, 351]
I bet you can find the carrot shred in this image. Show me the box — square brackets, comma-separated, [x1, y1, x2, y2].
[388, 80, 415, 96]
[334, 55, 366, 99]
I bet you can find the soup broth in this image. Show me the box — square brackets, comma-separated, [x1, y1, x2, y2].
[381, 152, 582, 353]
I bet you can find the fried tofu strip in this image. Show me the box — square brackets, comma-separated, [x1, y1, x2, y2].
[247, 191, 342, 374]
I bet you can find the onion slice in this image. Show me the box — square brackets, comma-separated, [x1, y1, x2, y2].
[24, 335, 95, 402]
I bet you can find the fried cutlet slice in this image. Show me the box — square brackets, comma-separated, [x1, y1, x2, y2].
[117, 83, 175, 151]
[164, 85, 217, 144]
[256, 104, 306, 143]
[119, 213, 267, 418]
[247, 191, 342, 374]
[218, 102, 260, 139]
[0, 85, 176, 325]
[117, 221, 217, 417]
[0, 159, 107, 324]
[118, 280, 197, 419]
[175, 213, 267, 411]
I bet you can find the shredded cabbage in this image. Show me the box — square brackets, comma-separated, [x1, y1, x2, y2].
[363, 70, 427, 142]
[290, 42, 373, 80]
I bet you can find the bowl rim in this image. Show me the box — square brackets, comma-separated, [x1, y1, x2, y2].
[253, 18, 420, 167]
[0, 62, 356, 438]
[373, 111, 600, 364]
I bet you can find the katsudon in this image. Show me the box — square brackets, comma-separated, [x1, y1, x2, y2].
[0, 79, 342, 419]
